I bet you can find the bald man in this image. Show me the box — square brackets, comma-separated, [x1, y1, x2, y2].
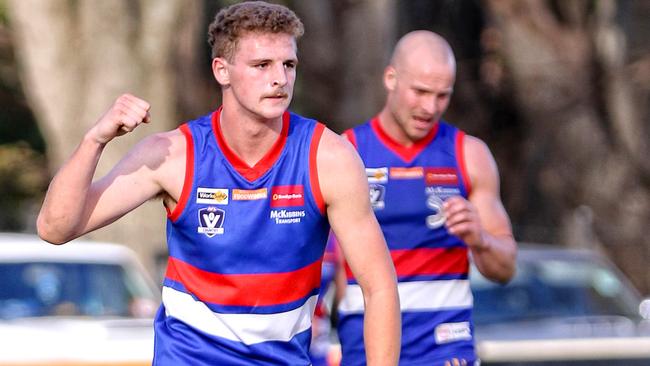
[335, 31, 517, 365]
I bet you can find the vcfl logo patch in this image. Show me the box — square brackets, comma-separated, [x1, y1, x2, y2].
[369, 183, 385, 210]
[197, 207, 225, 237]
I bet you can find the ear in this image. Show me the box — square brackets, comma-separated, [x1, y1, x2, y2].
[212, 57, 230, 86]
[383, 66, 397, 92]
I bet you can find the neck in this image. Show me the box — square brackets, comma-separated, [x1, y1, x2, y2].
[377, 108, 414, 147]
[219, 106, 283, 167]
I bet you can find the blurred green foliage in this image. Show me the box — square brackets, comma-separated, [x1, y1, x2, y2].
[0, 143, 47, 231]
[0, 0, 6, 25]
[0, 100, 44, 152]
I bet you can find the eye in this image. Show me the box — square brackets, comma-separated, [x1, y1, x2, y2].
[284, 61, 296, 69]
[255, 62, 269, 69]
[438, 92, 451, 101]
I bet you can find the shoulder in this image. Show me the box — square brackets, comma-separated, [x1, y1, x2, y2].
[317, 128, 365, 193]
[120, 128, 187, 179]
[462, 134, 499, 190]
[140, 128, 189, 197]
[317, 127, 360, 167]
[134, 128, 185, 157]
[463, 134, 492, 160]
[316, 127, 367, 204]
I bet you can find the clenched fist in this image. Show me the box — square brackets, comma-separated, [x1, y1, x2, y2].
[88, 94, 151, 144]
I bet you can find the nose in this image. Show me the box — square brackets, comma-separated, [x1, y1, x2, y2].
[271, 65, 288, 88]
[422, 93, 449, 118]
[421, 95, 438, 116]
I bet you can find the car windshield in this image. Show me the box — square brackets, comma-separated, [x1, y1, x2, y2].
[471, 257, 641, 325]
[0, 262, 156, 319]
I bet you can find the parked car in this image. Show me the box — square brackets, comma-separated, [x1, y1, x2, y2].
[472, 244, 650, 365]
[0, 233, 160, 365]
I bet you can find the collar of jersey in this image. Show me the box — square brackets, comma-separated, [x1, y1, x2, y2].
[211, 107, 290, 182]
[370, 116, 439, 163]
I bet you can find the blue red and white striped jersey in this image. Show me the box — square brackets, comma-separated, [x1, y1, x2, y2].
[153, 108, 330, 365]
[338, 117, 476, 365]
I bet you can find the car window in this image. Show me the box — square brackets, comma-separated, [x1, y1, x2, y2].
[0, 262, 156, 319]
[471, 257, 641, 325]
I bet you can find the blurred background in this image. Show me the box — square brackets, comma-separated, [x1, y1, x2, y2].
[0, 0, 649, 298]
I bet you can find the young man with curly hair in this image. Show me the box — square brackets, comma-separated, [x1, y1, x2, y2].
[37, 2, 400, 365]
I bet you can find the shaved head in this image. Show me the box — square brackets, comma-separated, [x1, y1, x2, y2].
[390, 31, 456, 76]
[379, 30, 457, 145]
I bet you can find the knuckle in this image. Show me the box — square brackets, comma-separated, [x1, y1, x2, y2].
[114, 101, 127, 112]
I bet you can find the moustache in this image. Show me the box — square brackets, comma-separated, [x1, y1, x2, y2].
[264, 90, 289, 98]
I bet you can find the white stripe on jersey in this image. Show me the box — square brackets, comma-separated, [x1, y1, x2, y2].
[162, 286, 317, 345]
[338, 279, 473, 313]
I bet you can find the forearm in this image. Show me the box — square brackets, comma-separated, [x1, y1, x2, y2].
[471, 232, 517, 283]
[363, 285, 401, 366]
[37, 135, 105, 244]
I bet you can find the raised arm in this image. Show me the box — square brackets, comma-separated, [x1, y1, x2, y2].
[37, 94, 181, 244]
[444, 135, 517, 283]
[317, 128, 400, 366]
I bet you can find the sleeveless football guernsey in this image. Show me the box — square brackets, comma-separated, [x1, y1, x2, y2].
[153, 108, 330, 365]
[338, 117, 476, 365]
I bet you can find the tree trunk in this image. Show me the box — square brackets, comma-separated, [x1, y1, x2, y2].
[7, 0, 203, 270]
[293, 0, 396, 132]
[483, 0, 650, 293]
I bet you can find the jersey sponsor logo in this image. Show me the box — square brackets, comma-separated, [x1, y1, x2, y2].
[390, 167, 423, 179]
[425, 187, 460, 230]
[270, 185, 304, 207]
[197, 206, 225, 237]
[270, 209, 306, 224]
[369, 183, 385, 210]
[425, 186, 461, 197]
[425, 167, 458, 186]
[434, 321, 471, 344]
[232, 188, 268, 201]
[366, 167, 388, 183]
[196, 187, 229, 205]
[425, 194, 446, 229]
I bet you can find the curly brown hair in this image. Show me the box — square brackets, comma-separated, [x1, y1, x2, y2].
[207, 1, 304, 62]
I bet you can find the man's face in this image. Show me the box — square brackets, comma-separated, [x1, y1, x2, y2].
[220, 32, 297, 120]
[385, 60, 455, 142]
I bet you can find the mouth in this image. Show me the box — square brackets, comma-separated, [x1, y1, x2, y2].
[264, 91, 289, 100]
[412, 116, 434, 127]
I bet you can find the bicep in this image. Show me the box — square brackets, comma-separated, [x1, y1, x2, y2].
[319, 131, 393, 288]
[465, 136, 513, 237]
[82, 135, 175, 233]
